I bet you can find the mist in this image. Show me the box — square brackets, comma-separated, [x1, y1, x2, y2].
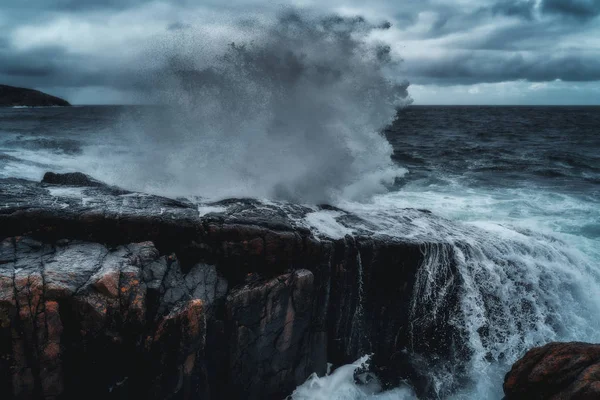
[113, 10, 411, 203]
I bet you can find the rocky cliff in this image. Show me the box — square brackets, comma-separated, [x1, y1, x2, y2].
[0, 85, 70, 107]
[0, 172, 459, 399]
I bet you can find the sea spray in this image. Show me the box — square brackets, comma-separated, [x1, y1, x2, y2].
[110, 10, 411, 202]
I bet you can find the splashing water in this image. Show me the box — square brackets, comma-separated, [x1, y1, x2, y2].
[291, 356, 416, 400]
[104, 11, 411, 202]
[292, 196, 600, 398]
[304, 194, 600, 399]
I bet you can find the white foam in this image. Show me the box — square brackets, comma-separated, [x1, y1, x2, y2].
[197, 205, 227, 217]
[291, 356, 416, 400]
[47, 187, 87, 198]
[328, 183, 600, 399]
[304, 210, 354, 239]
[47, 187, 93, 206]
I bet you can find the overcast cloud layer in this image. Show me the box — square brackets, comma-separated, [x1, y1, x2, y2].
[1, 0, 599, 104]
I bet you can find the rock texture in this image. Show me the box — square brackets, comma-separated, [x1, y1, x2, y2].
[0, 172, 454, 399]
[0, 85, 70, 107]
[504, 342, 600, 400]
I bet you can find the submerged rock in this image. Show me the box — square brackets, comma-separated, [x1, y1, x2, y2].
[0, 84, 70, 107]
[504, 342, 600, 400]
[0, 172, 460, 399]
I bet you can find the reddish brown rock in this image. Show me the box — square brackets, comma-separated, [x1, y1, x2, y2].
[504, 342, 600, 400]
[0, 238, 213, 399]
[148, 299, 206, 399]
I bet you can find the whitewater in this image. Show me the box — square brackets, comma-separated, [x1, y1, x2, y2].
[1, 10, 599, 400]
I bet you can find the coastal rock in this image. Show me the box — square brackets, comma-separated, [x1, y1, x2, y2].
[42, 172, 106, 188]
[0, 172, 462, 399]
[0, 85, 70, 107]
[504, 342, 600, 400]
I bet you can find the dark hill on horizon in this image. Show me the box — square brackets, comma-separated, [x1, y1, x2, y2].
[0, 84, 70, 107]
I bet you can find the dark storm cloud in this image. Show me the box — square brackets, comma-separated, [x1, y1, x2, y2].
[0, 0, 598, 103]
[454, 21, 575, 51]
[3, 0, 155, 12]
[486, 0, 600, 20]
[410, 52, 600, 85]
[491, 0, 536, 19]
[541, 0, 600, 19]
[0, 47, 65, 78]
[418, 6, 481, 39]
[0, 44, 143, 93]
[395, 0, 600, 87]
[56, 0, 153, 9]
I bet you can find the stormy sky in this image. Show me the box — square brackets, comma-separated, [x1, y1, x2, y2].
[1, 0, 599, 105]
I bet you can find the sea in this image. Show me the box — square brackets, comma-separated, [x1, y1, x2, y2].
[1, 105, 599, 399]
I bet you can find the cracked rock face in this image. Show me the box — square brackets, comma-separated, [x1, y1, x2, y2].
[227, 269, 315, 398]
[0, 237, 210, 399]
[0, 237, 320, 400]
[0, 173, 457, 399]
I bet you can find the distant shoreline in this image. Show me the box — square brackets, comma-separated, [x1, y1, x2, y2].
[0, 84, 71, 107]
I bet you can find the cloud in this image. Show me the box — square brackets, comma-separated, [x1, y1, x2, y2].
[407, 50, 600, 84]
[410, 79, 600, 104]
[491, 0, 536, 19]
[167, 21, 191, 31]
[3, 0, 158, 13]
[0, 0, 598, 104]
[10, 4, 172, 55]
[541, 0, 600, 19]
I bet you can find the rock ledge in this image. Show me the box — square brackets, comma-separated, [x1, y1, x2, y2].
[1, 172, 448, 399]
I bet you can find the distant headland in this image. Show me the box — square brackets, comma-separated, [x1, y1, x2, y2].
[0, 84, 70, 107]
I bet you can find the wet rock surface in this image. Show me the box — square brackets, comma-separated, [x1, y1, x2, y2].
[504, 342, 600, 400]
[41, 172, 110, 189]
[0, 172, 454, 399]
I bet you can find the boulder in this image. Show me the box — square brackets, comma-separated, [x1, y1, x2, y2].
[504, 342, 600, 400]
[42, 172, 105, 187]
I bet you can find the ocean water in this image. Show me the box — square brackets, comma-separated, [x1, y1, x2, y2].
[296, 106, 600, 399]
[1, 105, 599, 399]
